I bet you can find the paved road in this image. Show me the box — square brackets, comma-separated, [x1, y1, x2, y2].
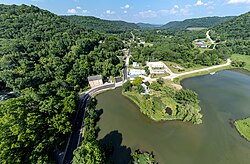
[62, 83, 116, 164]
[140, 59, 232, 82]
[123, 49, 130, 81]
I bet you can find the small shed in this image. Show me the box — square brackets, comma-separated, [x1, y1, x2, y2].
[87, 75, 103, 88]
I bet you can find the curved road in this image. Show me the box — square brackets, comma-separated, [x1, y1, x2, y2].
[140, 59, 231, 82]
[206, 30, 216, 49]
[62, 83, 116, 164]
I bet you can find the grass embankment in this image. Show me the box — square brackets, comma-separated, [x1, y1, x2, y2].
[123, 80, 202, 124]
[174, 65, 232, 84]
[231, 54, 250, 72]
[235, 117, 250, 142]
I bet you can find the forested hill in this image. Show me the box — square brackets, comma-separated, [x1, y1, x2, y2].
[210, 11, 250, 55]
[62, 15, 139, 33]
[211, 11, 250, 40]
[161, 16, 235, 31]
[0, 4, 123, 163]
[136, 22, 162, 29]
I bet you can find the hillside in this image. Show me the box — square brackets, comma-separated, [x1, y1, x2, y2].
[211, 11, 250, 55]
[161, 16, 235, 31]
[62, 15, 139, 33]
[211, 12, 250, 40]
[137, 22, 162, 29]
[0, 4, 123, 163]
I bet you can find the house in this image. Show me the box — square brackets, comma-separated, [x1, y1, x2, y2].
[129, 69, 146, 76]
[150, 69, 165, 74]
[195, 41, 207, 48]
[87, 75, 103, 88]
[147, 62, 164, 68]
[129, 74, 138, 81]
[133, 62, 139, 68]
[147, 62, 165, 74]
[129, 69, 146, 81]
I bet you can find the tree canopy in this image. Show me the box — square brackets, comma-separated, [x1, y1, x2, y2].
[0, 4, 123, 163]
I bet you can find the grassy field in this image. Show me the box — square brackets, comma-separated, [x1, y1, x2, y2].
[186, 27, 207, 31]
[163, 60, 220, 74]
[150, 72, 170, 78]
[235, 117, 250, 142]
[231, 54, 250, 72]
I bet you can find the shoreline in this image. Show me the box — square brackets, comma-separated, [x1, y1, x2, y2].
[234, 117, 250, 143]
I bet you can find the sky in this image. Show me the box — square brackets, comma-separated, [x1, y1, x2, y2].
[1, 0, 250, 24]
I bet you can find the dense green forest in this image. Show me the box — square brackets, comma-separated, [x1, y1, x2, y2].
[136, 23, 162, 29]
[130, 29, 230, 68]
[0, 4, 123, 163]
[211, 12, 250, 55]
[161, 16, 235, 31]
[62, 15, 139, 33]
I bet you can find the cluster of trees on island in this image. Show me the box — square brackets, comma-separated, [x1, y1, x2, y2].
[123, 78, 202, 124]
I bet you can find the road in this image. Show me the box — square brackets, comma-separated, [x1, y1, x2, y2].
[131, 31, 135, 42]
[62, 83, 116, 164]
[123, 49, 130, 81]
[140, 59, 232, 82]
[206, 30, 216, 49]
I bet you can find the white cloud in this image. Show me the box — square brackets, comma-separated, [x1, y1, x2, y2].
[195, 0, 208, 6]
[228, 0, 250, 3]
[138, 10, 158, 18]
[174, 5, 179, 9]
[124, 4, 130, 9]
[67, 9, 77, 14]
[106, 10, 115, 14]
[76, 6, 81, 10]
[137, 4, 193, 19]
[121, 4, 130, 9]
[82, 10, 88, 14]
[124, 10, 128, 14]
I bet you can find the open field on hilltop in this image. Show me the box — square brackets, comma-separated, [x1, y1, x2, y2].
[186, 27, 207, 31]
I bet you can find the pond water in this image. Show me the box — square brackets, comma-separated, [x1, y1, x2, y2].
[96, 70, 250, 164]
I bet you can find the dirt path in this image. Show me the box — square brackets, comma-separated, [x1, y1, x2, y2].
[206, 30, 216, 49]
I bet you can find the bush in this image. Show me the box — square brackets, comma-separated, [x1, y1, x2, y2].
[132, 77, 143, 86]
[123, 80, 132, 92]
[137, 85, 145, 93]
[149, 81, 161, 91]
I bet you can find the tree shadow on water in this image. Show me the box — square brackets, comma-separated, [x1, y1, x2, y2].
[100, 130, 132, 164]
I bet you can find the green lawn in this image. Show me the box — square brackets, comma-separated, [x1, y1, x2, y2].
[231, 54, 250, 72]
[164, 61, 210, 74]
[235, 117, 250, 142]
[150, 71, 170, 78]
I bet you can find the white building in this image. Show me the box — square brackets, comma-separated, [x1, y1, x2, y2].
[129, 69, 146, 76]
[129, 69, 146, 81]
[133, 62, 139, 68]
[147, 62, 164, 68]
[147, 62, 165, 74]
